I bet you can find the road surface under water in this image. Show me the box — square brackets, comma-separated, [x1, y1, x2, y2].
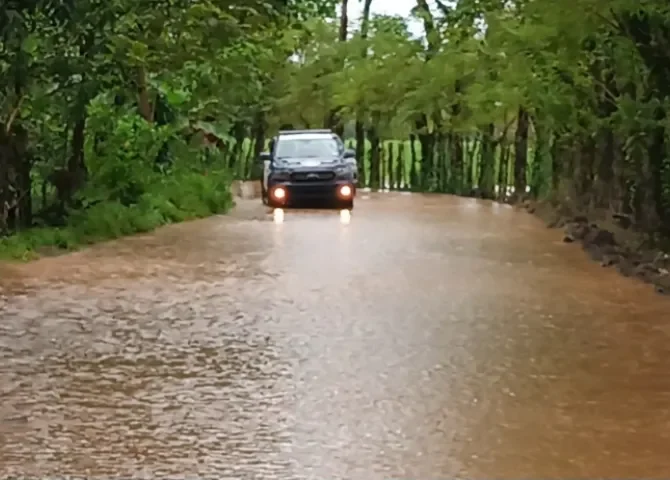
[1, 192, 670, 478]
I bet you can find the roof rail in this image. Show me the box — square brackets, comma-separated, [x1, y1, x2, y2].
[278, 129, 333, 135]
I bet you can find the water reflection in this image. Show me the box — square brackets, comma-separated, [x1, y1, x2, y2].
[273, 208, 284, 224]
[339, 209, 351, 224]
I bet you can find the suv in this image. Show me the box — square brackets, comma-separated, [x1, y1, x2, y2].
[258, 129, 357, 209]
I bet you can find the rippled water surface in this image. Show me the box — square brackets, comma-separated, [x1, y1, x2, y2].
[1, 193, 670, 478]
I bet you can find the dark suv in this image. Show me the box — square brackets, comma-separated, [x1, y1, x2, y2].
[258, 129, 357, 209]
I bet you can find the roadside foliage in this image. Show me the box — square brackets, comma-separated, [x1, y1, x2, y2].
[1, 0, 670, 257]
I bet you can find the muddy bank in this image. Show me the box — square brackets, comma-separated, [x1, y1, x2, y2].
[520, 200, 670, 295]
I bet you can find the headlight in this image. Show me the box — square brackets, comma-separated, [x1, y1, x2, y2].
[270, 169, 290, 180]
[334, 165, 350, 177]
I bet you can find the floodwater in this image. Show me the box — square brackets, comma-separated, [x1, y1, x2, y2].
[1, 192, 670, 478]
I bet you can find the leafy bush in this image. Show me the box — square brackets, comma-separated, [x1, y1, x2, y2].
[0, 163, 234, 261]
[0, 86, 241, 261]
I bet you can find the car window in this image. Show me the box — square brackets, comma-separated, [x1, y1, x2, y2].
[275, 137, 341, 158]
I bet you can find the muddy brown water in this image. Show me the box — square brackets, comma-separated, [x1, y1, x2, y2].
[1, 192, 670, 478]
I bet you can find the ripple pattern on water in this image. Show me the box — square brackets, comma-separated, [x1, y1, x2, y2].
[1, 195, 670, 478]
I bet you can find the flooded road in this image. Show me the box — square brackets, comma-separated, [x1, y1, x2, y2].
[1, 192, 670, 478]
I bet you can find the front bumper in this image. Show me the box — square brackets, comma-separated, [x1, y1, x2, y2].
[267, 178, 355, 205]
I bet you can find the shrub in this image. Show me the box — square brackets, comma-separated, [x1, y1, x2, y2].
[0, 169, 234, 261]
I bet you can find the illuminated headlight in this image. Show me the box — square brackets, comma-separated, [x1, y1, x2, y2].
[339, 185, 352, 197]
[272, 186, 286, 199]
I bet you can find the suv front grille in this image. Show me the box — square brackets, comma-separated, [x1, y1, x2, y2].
[290, 171, 335, 182]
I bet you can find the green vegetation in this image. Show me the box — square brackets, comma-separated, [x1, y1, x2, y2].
[241, 138, 535, 193]
[0, 166, 234, 260]
[0, 0, 335, 259]
[3, 0, 670, 259]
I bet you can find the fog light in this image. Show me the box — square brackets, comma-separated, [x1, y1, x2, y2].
[339, 185, 352, 197]
[272, 186, 286, 199]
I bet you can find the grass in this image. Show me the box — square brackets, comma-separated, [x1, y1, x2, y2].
[0, 169, 234, 262]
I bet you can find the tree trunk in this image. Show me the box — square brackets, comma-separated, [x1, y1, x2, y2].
[229, 122, 247, 170]
[354, 120, 366, 188]
[0, 126, 31, 231]
[387, 142, 396, 189]
[513, 106, 529, 200]
[326, 0, 350, 137]
[409, 134, 418, 189]
[448, 131, 463, 193]
[137, 66, 153, 122]
[252, 112, 266, 160]
[414, 0, 439, 192]
[396, 141, 405, 189]
[417, 128, 434, 191]
[353, 0, 373, 186]
[478, 124, 496, 199]
[367, 114, 381, 189]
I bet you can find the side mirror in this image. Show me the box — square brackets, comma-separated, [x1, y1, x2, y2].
[343, 148, 355, 159]
[259, 152, 271, 162]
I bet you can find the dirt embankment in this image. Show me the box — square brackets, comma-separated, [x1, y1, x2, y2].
[520, 200, 670, 295]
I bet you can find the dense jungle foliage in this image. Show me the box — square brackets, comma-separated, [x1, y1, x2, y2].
[2, 0, 670, 258]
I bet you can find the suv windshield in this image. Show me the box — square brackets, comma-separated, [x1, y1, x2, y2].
[275, 136, 341, 159]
